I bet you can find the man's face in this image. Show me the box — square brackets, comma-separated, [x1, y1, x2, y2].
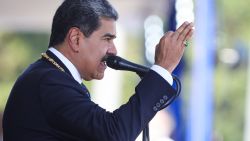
[77, 18, 117, 81]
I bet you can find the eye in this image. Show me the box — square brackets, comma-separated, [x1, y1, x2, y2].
[102, 34, 116, 42]
[104, 37, 112, 42]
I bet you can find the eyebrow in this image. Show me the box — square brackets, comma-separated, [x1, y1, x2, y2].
[102, 33, 116, 39]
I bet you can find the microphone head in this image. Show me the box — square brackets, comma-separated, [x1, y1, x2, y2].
[104, 55, 122, 70]
[104, 55, 150, 77]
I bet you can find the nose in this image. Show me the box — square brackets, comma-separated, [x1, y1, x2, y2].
[107, 44, 117, 55]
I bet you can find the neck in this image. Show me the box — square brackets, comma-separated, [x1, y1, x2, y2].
[55, 45, 77, 68]
[54, 44, 82, 78]
[48, 46, 83, 84]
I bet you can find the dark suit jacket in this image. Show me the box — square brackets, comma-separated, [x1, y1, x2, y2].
[2, 50, 176, 141]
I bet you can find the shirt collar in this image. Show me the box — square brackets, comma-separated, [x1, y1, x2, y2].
[49, 47, 82, 84]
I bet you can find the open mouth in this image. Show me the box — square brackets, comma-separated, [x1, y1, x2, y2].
[101, 55, 108, 66]
[100, 54, 113, 70]
[101, 54, 114, 66]
[101, 61, 106, 67]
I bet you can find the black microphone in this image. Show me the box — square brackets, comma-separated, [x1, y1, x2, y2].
[105, 55, 150, 77]
[105, 55, 182, 105]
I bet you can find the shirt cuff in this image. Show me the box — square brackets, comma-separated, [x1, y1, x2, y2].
[151, 65, 173, 85]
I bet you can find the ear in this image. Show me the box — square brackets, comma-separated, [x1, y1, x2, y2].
[67, 27, 82, 52]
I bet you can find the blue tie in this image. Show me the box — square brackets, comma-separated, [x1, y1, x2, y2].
[81, 83, 91, 99]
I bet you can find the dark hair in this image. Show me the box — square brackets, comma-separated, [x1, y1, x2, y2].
[48, 0, 118, 47]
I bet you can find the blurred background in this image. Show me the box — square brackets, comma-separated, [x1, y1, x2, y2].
[0, 0, 250, 141]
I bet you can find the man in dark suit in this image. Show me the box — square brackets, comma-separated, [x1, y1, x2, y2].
[2, 0, 193, 141]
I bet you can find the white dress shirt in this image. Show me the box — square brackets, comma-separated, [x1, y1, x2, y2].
[151, 65, 173, 85]
[49, 47, 173, 85]
[49, 47, 82, 84]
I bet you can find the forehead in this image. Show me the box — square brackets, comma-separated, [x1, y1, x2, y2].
[93, 18, 116, 36]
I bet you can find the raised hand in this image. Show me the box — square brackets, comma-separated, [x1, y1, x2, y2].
[154, 21, 194, 73]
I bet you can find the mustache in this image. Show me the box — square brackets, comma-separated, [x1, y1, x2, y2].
[101, 54, 113, 62]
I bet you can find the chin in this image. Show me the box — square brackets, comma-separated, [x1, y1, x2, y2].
[96, 75, 104, 80]
[95, 73, 105, 80]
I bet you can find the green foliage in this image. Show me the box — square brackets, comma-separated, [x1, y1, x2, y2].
[0, 82, 13, 112]
[0, 35, 31, 81]
[0, 32, 49, 112]
[217, 0, 250, 44]
[120, 34, 144, 104]
[213, 0, 250, 140]
[214, 64, 247, 141]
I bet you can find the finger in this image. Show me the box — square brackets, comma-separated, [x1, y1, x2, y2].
[184, 28, 194, 41]
[181, 29, 194, 48]
[183, 40, 189, 48]
[176, 21, 190, 34]
[173, 22, 190, 39]
[164, 31, 174, 37]
[178, 22, 194, 42]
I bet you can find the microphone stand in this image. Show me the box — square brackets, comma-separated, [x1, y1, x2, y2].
[137, 72, 181, 141]
[136, 74, 150, 141]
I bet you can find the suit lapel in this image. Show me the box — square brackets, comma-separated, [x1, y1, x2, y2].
[81, 83, 91, 98]
[44, 50, 91, 99]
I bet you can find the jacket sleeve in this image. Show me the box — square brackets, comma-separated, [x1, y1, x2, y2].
[39, 69, 176, 141]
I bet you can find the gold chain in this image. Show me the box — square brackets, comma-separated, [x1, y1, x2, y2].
[41, 53, 65, 72]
